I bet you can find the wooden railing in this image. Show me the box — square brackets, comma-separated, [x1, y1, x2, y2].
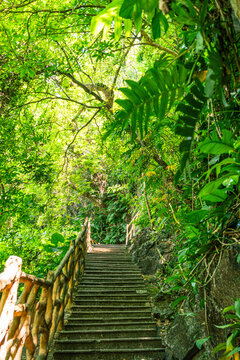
[0, 218, 91, 360]
[126, 213, 139, 245]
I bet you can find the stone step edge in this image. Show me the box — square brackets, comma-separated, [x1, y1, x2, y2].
[55, 337, 161, 343]
[65, 317, 154, 321]
[53, 348, 165, 354]
[70, 310, 152, 314]
[73, 300, 150, 303]
[71, 306, 151, 310]
[59, 328, 155, 335]
[65, 321, 155, 326]
[74, 294, 148, 297]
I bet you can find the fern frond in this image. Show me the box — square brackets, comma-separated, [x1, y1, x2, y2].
[175, 78, 207, 182]
[115, 64, 188, 140]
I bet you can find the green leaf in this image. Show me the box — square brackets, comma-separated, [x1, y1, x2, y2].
[185, 210, 209, 224]
[191, 79, 206, 102]
[175, 125, 194, 137]
[215, 323, 237, 329]
[126, 80, 148, 98]
[213, 343, 227, 354]
[119, 0, 135, 19]
[178, 115, 197, 127]
[199, 134, 234, 155]
[177, 103, 200, 118]
[235, 299, 240, 319]
[171, 295, 187, 308]
[179, 140, 192, 152]
[120, 87, 141, 105]
[131, 108, 137, 140]
[200, 0, 209, 23]
[196, 337, 210, 350]
[152, 11, 161, 39]
[51, 233, 65, 246]
[205, 68, 215, 97]
[223, 305, 235, 314]
[91, 0, 123, 36]
[227, 347, 240, 357]
[115, 99, 133, 112]
[195, 32, 204, 52]
[160, 11, 169, 33]
[200, 188, 227, 203]
[237, 254, 240, 264]
[185, 93, 203, 110]
[114, 16, 122, 41]
[124, 19, 132, 36]
[138, 104, 144, 138]
[159, 92, 168, 120]
[145, 102, 151, 133]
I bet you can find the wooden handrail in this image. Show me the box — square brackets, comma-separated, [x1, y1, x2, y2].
[0, 218, 91, 360]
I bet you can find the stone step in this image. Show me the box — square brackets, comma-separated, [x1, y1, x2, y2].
[86, 254, 128, 258]
[65, 317, 155, 324]
[86, 258, 133, 262]
[53, 347, 165, 360]
[77, 283, 145, 293]
[84, 270, 141, 275]
[82, 275, 143, 280]
[85, 262, 138, 266]
[69, 310, 152, 318]
[54, 337, 162, 350]
[58, 328, 157, 340]
[81, 281, 144, 286]
[64, 321, 155, 331]
[84, 266, 139, 271]
[71, 305, 151, 312]
[73, 294, 149, 301]
[74, 289, 149, 295]
[72, 299, 151, 307]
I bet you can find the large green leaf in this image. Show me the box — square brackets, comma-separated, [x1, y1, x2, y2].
[199, 130, 234, 155]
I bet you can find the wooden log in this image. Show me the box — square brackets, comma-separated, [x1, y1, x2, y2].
[24, 284, 40, 359]
[54, 246, 74, 279]
[38, 325, 49, 360]
[75, 220, 87, 246]
[0, 256, 22, 292]
[0, 256, 22, 360]
[45, 271, 54, 328]
[7, 281, 33, 341]
[20, 273, 52, 288]
[31, 286, 48, 349]
[8, 313, 31, 360]
[86, 219, 92, 251]
[14, 304, 26, 317]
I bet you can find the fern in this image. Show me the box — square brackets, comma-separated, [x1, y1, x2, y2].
[175, 78, 207, 182]
[115, 60, 188, 140]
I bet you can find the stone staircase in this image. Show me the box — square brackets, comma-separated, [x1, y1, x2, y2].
[51, 244, 165, 360]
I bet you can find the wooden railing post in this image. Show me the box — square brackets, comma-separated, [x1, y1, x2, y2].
[126, 213, 139, 245]
[0, 256, 22, 360]
[86, 218, 92, 251]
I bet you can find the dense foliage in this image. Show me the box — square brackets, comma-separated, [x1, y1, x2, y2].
[0, 0, 239, 356]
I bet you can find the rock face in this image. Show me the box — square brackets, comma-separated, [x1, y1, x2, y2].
[128, 228, 175, 275]
[128, 230, 240, 360]
[164, 313, 202, 360]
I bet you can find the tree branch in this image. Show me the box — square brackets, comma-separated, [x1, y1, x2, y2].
[141, 30, 178, 57]
[57, 71, 110, 109]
